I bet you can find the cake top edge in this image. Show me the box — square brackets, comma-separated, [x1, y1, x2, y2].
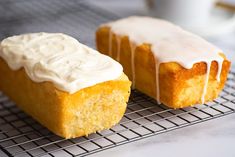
[0, 32, 123, 93]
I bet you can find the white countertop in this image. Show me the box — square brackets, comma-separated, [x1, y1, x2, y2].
[87, 0, 235, 156]
[0, 1, 234, 157]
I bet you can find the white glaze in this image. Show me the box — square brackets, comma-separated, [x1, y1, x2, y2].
[155, 62, 160, 103]
[202, 62, 211, 104]
[116, 36, 121, 62]
[0, 32, 123, 94]
[130, 44, 137, 88]
[108, 31, 113, 56]
[216, 61, 223, 82]
[104, 16, 224, 104]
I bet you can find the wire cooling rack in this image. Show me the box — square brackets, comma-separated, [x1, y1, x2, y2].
[0, 0, 235, 156]
[0, 73, 234, 157]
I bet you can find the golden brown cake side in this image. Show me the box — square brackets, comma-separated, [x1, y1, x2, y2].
[96, 26, 231, 108]
[0, 58, 131, 138]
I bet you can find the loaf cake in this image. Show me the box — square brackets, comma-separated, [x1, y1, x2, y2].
[0, 32, 131, 138]
[96, 16, 231, 108]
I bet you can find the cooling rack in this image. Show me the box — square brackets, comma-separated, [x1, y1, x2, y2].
[0, 0, 235, 156]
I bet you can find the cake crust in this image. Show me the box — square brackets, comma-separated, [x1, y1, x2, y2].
[96, 26, 231, 108]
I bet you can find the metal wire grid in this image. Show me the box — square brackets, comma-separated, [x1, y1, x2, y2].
[0, 0, 235, 156]
[0, 71, 234, 157]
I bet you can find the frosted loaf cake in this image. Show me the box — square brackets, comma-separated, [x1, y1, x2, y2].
[0, 32, 131, 138]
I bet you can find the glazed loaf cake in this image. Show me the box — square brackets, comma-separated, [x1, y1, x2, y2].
[0, 32, 131, 138]
[96, 16, 231, 108]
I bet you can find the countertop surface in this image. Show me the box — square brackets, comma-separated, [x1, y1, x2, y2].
[90, 114, 235, 157]
[87, 0, 235, 157]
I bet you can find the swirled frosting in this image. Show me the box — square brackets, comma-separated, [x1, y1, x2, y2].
[0, 32, 123, 93]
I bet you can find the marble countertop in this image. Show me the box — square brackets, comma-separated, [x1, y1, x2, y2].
[90, 114, 235, 157]
[0, 1, 234, 157]
[87, 0, 235, 156]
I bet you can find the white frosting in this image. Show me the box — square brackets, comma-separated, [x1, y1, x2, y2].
[104, 16, 224, 104]
[0, 32, 123, 93]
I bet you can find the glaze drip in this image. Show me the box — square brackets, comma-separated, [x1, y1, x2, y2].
[130, 43, 137, 88]
[202, 61, 211, 104]
[108, 31, 113, 57]
[116, 36, 121, 62]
